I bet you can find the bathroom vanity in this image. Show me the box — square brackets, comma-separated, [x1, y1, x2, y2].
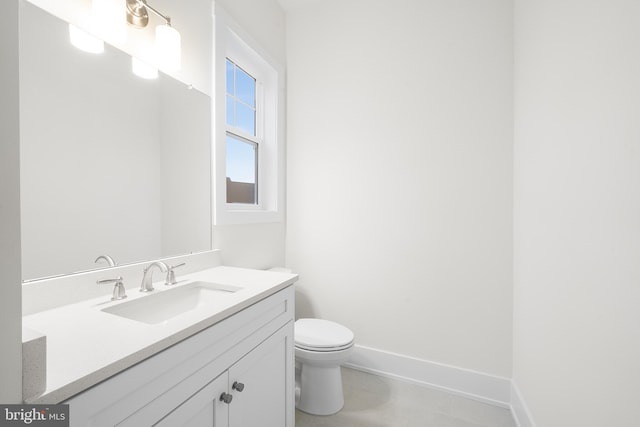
[22, 253, 296, 427]
[66, 284, 294, 426]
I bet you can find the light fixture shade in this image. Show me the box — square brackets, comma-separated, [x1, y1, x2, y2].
[156, 24, 181, 72]
[92, 0, 126, 43]
[132, 57, 158, 79]
[69, 24, 104, 54]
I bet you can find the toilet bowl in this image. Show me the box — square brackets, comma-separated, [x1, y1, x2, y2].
[294, 318, 355, 416]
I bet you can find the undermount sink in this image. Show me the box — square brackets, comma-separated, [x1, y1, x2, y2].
[101, 281, 242, 325]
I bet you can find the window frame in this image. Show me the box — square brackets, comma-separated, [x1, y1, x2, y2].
[213, 7, 284, 225]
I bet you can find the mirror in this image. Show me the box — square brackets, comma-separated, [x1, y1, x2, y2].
[19, 3, 211, 281]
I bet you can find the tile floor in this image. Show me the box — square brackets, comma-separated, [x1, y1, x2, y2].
[295, 368, 516, 427]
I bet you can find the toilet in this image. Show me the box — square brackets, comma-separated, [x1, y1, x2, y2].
[294, 318, 355, 415]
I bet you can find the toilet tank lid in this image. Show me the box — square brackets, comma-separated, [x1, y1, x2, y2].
[295, 318, 354, 349]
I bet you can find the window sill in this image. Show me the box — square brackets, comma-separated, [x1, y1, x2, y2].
[214, 208, 283, 225]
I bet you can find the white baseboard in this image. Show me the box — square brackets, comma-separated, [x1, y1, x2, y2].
[344, 344, 512, 408]
[510, 381, 536, 427]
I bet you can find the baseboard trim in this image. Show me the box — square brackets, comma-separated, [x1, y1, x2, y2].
[344, 344, 512, 408]
[510, 381, 536, 427]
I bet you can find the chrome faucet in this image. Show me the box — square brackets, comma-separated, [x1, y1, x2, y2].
[95, 254, 116, 267]
[140, 261, 168, 292]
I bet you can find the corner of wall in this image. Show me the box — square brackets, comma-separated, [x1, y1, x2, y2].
[510, 380, 536, 427]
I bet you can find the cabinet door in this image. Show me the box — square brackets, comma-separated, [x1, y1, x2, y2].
[228, 322, 294, 427]
[153, 373, 229, 427]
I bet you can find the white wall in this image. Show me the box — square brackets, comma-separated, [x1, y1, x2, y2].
[513, 0, 640, 425]
[215, 0, 286, 66]
[285, 0, 513, 377]
[0, 0, 23, 404]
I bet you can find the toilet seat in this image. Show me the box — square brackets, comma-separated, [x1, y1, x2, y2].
[295, 319, 354, 352]
[295, 341, 353, 352]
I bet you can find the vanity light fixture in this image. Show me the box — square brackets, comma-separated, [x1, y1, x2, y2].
[68, 24, 104, 54]
[92, 0, 126, 43]
[125, 0, 181, 72]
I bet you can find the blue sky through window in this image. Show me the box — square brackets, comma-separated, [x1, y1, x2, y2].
[225, 59, 256, 135]
[226, 135, 256, 184]
[236, 68, 256, 107]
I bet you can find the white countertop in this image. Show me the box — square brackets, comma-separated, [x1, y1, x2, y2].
[22, 266, 297, 404]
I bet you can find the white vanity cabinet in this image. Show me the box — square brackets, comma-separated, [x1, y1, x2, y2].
[156, 325, 291, 427]
[65, 286, 294, 427]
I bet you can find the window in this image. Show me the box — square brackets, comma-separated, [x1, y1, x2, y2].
[226, 59, 258, 204]
[213, 7, 284, 225]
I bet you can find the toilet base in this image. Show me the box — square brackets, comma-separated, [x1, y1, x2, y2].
[296, 364, 345, 415]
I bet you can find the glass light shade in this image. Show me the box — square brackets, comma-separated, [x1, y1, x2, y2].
[156, 24, 181, 72]
[92, 0, 126, 43]
[68, 25, 104, 54]
[132, 57, 158, 79]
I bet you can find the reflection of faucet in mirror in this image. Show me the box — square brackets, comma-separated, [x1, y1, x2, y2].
[140, 261, 169, 293]
[95, 255, 117, 267]
[97, 276, 127, 301]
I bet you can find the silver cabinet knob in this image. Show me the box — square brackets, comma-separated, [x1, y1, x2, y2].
[220, 392, 233, 404]
[232, 381, 245, 392]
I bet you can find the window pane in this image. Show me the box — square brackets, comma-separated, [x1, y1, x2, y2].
[225, 59, 234, 95]
[236, 67, 255, 107]
[226, 135, 257, 204]
[235, 102, 255, 135]
[226, 95, 234, 127]
[226, 58, 257, 135]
